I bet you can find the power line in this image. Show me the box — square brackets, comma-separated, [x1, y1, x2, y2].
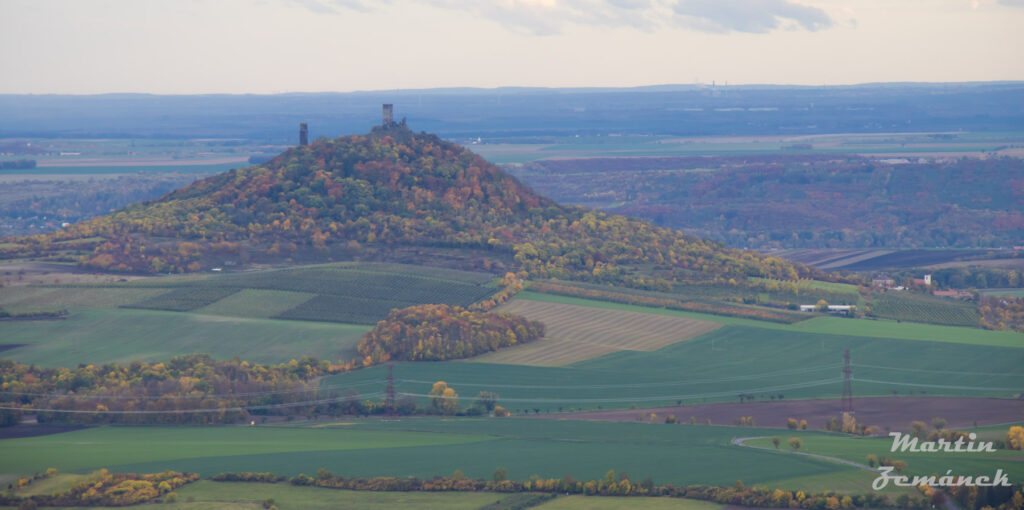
[852, 378, 1022, 392]
[852, 364, 1024, 377]
[401, 379, 842, 404]
[398, 365, 843, 390]
[0, 392, 385, 415]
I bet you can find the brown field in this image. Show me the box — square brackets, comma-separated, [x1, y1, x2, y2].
[926, 258, 1024, 269]
[0, 262, 150, 287]
[468, 300, 721, 366]
[533, 397, 1024, 432]
[0, 286, 168, 310]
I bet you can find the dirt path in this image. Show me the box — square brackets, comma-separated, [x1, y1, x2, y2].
[732, 436, 879, 472]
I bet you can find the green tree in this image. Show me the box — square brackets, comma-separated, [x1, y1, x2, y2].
[493, 467, 508, 482]
[474, 391, 499, 412]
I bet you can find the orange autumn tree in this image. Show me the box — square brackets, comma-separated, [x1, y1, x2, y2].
[357, 304, 544, 364]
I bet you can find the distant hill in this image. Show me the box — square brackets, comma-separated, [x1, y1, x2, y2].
[8, 124, 813, 287]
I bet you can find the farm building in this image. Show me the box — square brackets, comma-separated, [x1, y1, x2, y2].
[799, 304, 856, 315]
[872, 274, 895, 288]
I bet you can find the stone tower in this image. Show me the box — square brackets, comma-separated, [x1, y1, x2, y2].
[382, 104, 394, 126]
[299, 123, 308, 146]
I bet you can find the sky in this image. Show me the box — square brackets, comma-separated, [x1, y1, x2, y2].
[1, 0, 1022, 94]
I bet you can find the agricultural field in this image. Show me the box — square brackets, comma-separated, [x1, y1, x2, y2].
[116, 262, 497, 324]
[319, 302, 1024, 412]
[0, 419, 859, 491]
[469, 299, 720, 366]
[170, 482, 511, 510]
[0, 261, 499, 367]
[0, 286, 167, 312]
[548, 279, 857, 309]
[1, 480, 732, 510]
[868, 292, 981, 327]
[516, 292, 1024, 347]
[776, 249, 1015, 271]
[195, 289, 318, 319]
[535, 496, 725, 510]
[127, 287, 242, 312]
[0, 308, 369, 366]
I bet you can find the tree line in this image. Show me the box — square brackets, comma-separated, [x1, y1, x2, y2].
[0, 469, 198, 508]
[0, 355, 331, 425]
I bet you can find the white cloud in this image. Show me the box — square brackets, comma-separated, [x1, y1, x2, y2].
[673, 0, 833, 34]
[283, 0, 837, 35]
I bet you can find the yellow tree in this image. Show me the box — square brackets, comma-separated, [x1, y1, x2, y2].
[1008, 426, 1024, 450]
[429, 381, 459, 415]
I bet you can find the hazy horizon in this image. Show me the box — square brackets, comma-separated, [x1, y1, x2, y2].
[2, 0, 1023, 95]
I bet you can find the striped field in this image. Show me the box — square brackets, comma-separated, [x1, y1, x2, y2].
[468, 300, 721, 366]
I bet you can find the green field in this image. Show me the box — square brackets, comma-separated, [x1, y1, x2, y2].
[0, 286, 169, 312]
[0, 307, 369, 366]
[109, 262, 497, 324]
[536, 495, 724, 510]
[172, 481, 510, 510]
[869, 292, 981, 327]
[0, 420, 861, 492]
[316, 295, 1024, 411]
[0, 426, 488, 475]
[196, 289, 318, 318]
[0, 261, 504, 366]
[4, 481, 728, 510]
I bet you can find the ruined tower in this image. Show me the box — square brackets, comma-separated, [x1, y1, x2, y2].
[299, 123, 308, 146]
[382, 104, 394, 127]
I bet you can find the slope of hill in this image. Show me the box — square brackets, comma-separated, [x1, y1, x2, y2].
[6, 124, 811, 287]
[508, 155, 1024, 249]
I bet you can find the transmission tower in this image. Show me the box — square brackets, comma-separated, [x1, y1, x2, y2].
[841, 349, 854, 414]
[385, 362, 396, 418]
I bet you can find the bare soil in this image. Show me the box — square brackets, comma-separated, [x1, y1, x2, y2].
[532, 397, 1024, 432]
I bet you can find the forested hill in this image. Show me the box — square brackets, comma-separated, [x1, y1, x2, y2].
[11, 125, 811, 286]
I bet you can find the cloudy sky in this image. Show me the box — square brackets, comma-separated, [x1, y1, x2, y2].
[1, 0, 1022, 94]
